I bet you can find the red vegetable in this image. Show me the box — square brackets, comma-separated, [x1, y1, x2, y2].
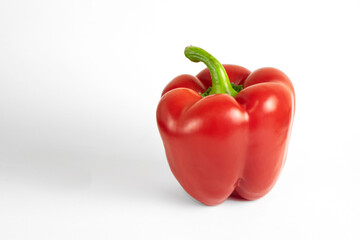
[156, 46, 295, 206]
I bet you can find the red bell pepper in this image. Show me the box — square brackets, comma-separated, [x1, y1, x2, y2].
[156, 46, 295, 206]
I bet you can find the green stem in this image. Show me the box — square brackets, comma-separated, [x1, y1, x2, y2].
[184, 46, 238, 97]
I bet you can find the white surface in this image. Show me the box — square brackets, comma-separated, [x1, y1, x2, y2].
[1, 0, 360, 239]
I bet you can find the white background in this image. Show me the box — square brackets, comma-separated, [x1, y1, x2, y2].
[1, 0, 359, 239]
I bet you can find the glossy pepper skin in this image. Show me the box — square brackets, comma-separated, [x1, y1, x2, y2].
[157, 46, 295, 206]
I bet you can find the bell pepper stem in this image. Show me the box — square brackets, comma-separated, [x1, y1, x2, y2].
[184, 46, 238, 97]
